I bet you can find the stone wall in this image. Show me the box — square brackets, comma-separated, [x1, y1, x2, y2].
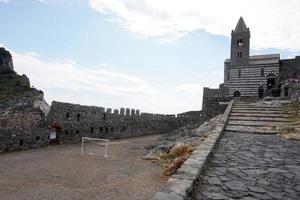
[202, 85, 230, 120]
[0, 103, 49, 152]
[153, 100, 234, 200]
[46, 101, 202, 144]
[281, 79, 300, 100]
[279, 56, 300, 81]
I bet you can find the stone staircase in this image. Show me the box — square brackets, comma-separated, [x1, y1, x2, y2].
[225, 101, 289, 134]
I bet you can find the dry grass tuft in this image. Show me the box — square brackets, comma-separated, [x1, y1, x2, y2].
[280, 100, 300, 141]
[142, 143, 198, 178]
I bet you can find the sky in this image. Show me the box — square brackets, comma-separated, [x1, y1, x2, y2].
[1, 0, 300, 114]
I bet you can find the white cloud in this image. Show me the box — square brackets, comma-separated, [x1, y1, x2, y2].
[0, 0, 11, 3]
[6, 48, 219, 114]
[89, 0, 300, 50]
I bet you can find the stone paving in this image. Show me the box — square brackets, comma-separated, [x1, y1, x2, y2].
[194, 132, 300, 200]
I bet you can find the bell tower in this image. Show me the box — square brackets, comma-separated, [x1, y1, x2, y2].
[230, 17, 250, 66]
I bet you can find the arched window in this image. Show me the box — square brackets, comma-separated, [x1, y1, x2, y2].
[238, 69, 242, 78]
[237, 51, 243, 58]
[227, 71, 230, 81]
[237, 38, 243, 46]
[76, 114, 80, 121]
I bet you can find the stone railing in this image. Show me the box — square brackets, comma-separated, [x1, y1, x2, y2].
[153, 100, 234, 200]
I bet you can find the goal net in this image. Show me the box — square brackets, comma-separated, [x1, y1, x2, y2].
[81, 137, 110, 158]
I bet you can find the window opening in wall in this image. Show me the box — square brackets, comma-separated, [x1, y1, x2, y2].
[99, 127, 103, 132]
[103, 113, 106, 120]
[122, 126, 126, 132]
[261, 68, 264, 77]
[65, 130, 68, 134]
[239, 38, 243, 46]
[76, 130, 80, 134]
[237, 51, 243, 58]
[90, 127, 94, 133]
[66, 112, 69, 119]
[76, 114, 80, 121]
[105, 127, 109, 133]
[238, 69, 241, 78]
[19, 139, 24, 146]
[258, 85, 264, 99]
[227, 71, 230, 81]
[111, 127, 113, 132]
[36, 136, 40, 141]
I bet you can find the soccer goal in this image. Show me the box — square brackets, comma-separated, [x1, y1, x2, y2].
[81, 137, 110, 158]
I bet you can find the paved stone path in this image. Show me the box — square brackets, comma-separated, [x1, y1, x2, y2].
[194, 132, 300, 200]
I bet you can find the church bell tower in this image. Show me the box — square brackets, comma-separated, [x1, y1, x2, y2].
[230, 17, 250, 66]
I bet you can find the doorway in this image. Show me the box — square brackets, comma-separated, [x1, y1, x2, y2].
[258, 86, 264, 99]
[267, 75, 276, 90]
[233, 90, 241, 97]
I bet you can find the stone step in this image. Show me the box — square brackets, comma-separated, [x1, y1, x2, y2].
[231, 110, 284, 114]
[230, 113, 289, 118]
[227, 120, 285, 127]
[225, 125, 281, 135]
[229, 116, 290, 122]
[232, 107, 283, 111]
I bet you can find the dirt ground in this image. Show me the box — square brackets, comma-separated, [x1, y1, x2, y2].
[0, 135, 165, 200]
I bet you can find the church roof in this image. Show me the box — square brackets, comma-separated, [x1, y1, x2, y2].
[234, 17, 248, 33]
[225, 54, 280, 65]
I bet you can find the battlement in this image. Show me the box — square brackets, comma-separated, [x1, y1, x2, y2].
[46, 101, 202, 143]
[49, 101, 195, 121]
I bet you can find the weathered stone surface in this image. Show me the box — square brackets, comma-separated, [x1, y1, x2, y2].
[193, 132, 300, 200]
[46, 101, 202, 145]
[225, 180, 248, 191]
[207, 177, 222, 185]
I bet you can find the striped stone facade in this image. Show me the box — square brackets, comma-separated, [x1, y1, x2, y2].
[224, 17, 280, 97]
[224, 55, 280, 97]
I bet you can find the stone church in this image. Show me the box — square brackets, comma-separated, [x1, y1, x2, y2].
[202, 17, 300, 119]
[224, 17, 280, 98]
[223, 17, 299, 98]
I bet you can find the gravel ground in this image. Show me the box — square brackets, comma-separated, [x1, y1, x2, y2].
[0, 134, 165, 200]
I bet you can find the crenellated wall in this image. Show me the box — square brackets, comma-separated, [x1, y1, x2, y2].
[45, 101, 202, 144]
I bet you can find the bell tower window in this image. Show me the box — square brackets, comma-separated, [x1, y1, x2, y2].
[237, 52, 243, 58]
[237, 38, 243, 46]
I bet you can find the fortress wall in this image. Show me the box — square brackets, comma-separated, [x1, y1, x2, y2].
[46, 101, 202, 144]
[0, 106, 49, 152]
[202, 85, 230, 120]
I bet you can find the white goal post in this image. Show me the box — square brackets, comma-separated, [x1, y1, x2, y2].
[81, 137, 110, 159]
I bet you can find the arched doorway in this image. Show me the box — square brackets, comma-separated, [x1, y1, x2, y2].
[258, 85, 264, 99]
[233, 90, 241, 97]
[267, 74, 276, 90]
[49, 123, 61, 144]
